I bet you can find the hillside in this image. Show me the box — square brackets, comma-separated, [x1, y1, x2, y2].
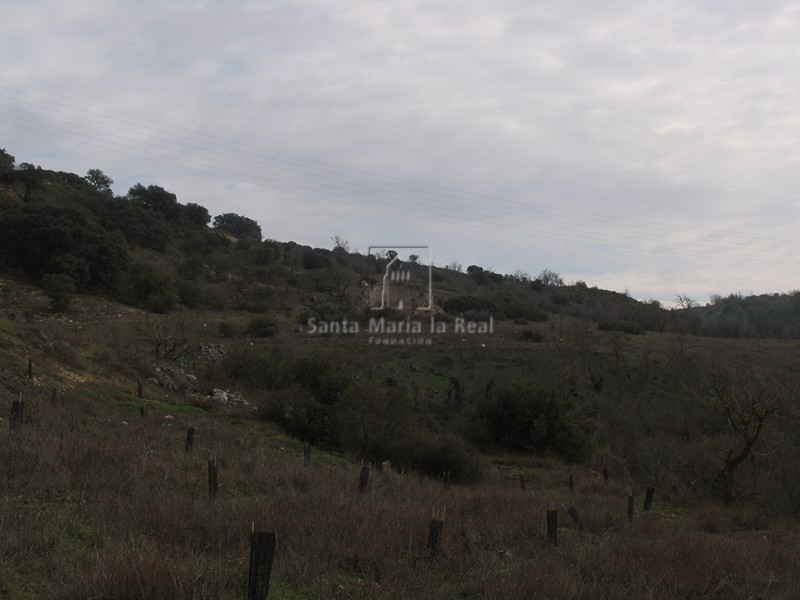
[3, 148, 800, 339]
[3, 149, 800, 597]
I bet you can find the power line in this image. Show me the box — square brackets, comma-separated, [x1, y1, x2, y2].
[0, 78, 798, 267]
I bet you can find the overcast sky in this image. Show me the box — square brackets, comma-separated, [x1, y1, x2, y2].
[2, 0, 799, 304]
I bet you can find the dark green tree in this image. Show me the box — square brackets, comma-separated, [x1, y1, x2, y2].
[0, 148, 14, 175]
[84, 169, 114, 194]
[41, 273, 76, 312]
[127, 183, 180, 220]
[474, 383, 595, 464]
[0, 205, 128, 291]
[213, 213, 262, 241]
[182, 202, 211, 228]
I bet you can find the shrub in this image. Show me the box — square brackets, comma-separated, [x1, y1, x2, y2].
[598, 320, 646, 335]
[383, 430, 482, 483]
[442, 295, 497, 315]
[472, 383, 595, 464]
[41, 273, 76, 312]
[521, 329, 544, 343]
[222, 345, 287, 389]
[289, 354, 353, 405]
[246, 316, 278, 337]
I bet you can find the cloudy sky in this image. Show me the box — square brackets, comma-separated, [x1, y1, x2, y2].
[2, 0, 799, 304]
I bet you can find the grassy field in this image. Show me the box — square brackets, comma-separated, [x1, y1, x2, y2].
[1, 281, 800, 599]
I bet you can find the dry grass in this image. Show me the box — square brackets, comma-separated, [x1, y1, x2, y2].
[2, 284, 800, 598]
[2, 391, 799, 599]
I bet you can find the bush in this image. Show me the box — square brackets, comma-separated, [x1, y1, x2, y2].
[218, 321, 235, 337]
[521, 329, 544, 343]
[598, 320, 646, 335]
[289, 354, 353, 405]
[472, 383, 595, 464]
[246, 316, 278, 337]
[222, 345, 289, 390]
[41, 273, 76, 312]
[282, 389, 332, 445]
[383, 430, 482, 483]
[442, 295, 498, 315]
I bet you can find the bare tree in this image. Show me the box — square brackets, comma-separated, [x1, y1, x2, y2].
[538, 268, 564, 286]
[512, 269, 531, 282]
[700, 365, 783, 503]
[674, 295, 698, 310]
[331, 235, 351, 253]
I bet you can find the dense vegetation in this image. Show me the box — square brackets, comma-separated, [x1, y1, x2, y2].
[2, 147, 800, 597]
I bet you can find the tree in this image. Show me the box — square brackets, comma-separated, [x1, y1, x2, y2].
[182, 202, 211, 228]
[127, 183, 180, 220]
[538, 268, 564, 286]
[0, 204, 129, 292]
[700, 365, 782, 503]
[675, 295, 698, 310]
[0, 148, 14, 175]
[41, 273, 76, 313]
[84, 169, 114, 194]
[331, 235, 351, 253]
[512, 269, 531, 282]
[213, 213, 262, 242]
[474, 383, 595, 464]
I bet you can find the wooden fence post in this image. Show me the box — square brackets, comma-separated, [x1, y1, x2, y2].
[10, 396, 25, 430]
[567, 505, 586, 532]
[185, 427, 195, 452]
[27, 358, 32, 379]
[547, 506, 558, 546]
[359, 461, 370, 494]
[427, 506, 445, 555]
[208, 456, 218, 498]
[247, 528, 276, 600]
[644, 486, 655, 511]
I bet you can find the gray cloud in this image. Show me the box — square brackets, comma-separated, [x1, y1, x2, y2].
[2, 0, 799, 304]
